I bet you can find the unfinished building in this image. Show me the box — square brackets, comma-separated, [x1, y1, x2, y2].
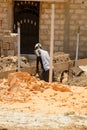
[0, 0, 87, 59]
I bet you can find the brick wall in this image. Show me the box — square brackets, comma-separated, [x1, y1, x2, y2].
[0, 0, 16, 56]
[39, 0, 87, 59]
[0, 0, 13, 31]
[0, 30, 18, 56]
[69, 0, 87, 59]
[39, 2, 65, 53]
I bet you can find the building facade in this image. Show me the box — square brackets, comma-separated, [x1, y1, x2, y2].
[0, 0, 87, 59]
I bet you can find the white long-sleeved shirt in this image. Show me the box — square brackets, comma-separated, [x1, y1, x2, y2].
[35, 48, 50, 72]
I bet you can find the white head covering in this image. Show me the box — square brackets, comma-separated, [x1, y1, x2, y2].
[34, 43, 42, 50]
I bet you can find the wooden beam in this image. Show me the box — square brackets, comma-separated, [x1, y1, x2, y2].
[17, 24, 21, 72]
[49, 4, 54, 83]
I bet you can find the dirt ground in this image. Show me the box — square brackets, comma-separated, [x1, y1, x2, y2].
[0, 72, 87, 130]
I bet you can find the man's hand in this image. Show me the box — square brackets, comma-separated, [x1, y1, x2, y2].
[35, 73, 39, 78]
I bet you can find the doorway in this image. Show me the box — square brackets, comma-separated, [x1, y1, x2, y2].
[13, 1, 40, 54]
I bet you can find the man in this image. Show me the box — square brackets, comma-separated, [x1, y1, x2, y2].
[34, 43, 54, 82]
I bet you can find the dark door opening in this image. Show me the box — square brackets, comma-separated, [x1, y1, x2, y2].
[13, 1, 40, 54]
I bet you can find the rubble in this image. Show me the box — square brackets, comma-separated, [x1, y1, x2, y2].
[0, 56, 30, 72]
[0, 55, 36, 79]
[0, 57, 86, 129]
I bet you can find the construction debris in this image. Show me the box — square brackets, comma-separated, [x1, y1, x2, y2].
[0, 56, 29, 72]
[0, 72, 70, 102]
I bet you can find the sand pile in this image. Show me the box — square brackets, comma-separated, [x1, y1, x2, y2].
[0, 72, 70, 102]
[0, 72, 87, 115]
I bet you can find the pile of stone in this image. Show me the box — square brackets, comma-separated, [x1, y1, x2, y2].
[0, 52, 72, 81]
[53, 52, 72, 81]
[0, 55, 37, 79]
[53, 52, 70, 63]
[0, 56, 30, 72]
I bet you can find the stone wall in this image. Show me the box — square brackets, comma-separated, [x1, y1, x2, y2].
[0, 0, 13, 31]
[0, 30, 18, 56]
[69, 0, 87, 59]
[39, 2, 65, 53]
[39, 0, 87, 59]
[0, 0, 87, 59]
[0, 0, 14, 56]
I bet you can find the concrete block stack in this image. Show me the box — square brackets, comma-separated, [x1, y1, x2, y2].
[53, 52, 71, 81]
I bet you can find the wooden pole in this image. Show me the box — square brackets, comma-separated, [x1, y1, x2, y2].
[49, 4, 54, 82]
[18, 23, 21, 72]
[75, 26, 80, 75]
